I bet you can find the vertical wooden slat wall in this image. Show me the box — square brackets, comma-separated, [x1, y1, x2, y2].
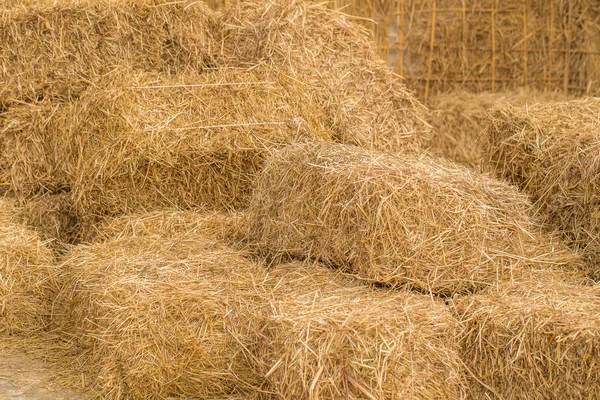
[208, 0, 600, 97]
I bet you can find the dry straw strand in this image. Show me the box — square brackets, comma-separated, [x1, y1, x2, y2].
[248, 141, 582, 295]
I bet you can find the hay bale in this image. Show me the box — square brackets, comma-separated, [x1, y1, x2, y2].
[58, 234, 266, 399]
[485, 98, 600, 277]
[84, 209, 245, 245]
[67, 67, 330, 219]
[426, 90, 573, 168]
[216, 0, 431, 153]
[0, 198, 57, 335]
[251, 262, 466, 399]
[248, 142, 582, 295]
[0, 0, 216, 108]
[452, 278, 600, 399]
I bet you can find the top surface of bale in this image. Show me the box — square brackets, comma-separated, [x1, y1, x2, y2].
[216, 0, 431, 153]
[452, 278, 600, 399]
[85, 208, 246, 245]
[485, 97, 600, 275]
[252, 262, 465, 399]
[248, 142, 582, 295]
[0, 0, 216, 107]
[59, 234, 266, 399]
[0, 198, 56, 335]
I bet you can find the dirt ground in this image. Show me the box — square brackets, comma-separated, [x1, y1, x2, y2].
[0, 349, 88, 400]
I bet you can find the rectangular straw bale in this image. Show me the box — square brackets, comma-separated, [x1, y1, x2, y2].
[67, 67, 331, 222]
[426, 90, 573, 168]
[251, 262, 466, 399]
[0, 198, 57, 335]
[485, 98, 600, 277]
[248, 142, 582, 295]
[0, 0, 216, 108]
[57, 234, 266, 399]
[215, 0, 431, 153]
[452, 278, 600, 399]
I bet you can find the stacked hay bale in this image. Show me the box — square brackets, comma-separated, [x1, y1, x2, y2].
[58, 234, 266, 399]
[0, 0, 216, 108]
[216, 0, 431, 153]
[485, 98, 600, 277]
[252, 262, 466, 399]
[426, 90, 572, 168]
[0, 199, 57, 335]
[452, 279, 600, 399]
[248, 142, 582, 295]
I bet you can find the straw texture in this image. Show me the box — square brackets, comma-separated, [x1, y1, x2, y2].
[452, 279, 600, 399]
[250, 262, 466, 399]
[248, 142, 582, 295]
[426, 90, 572, 168]
[216, 0, 431, 153]
[485, 98, 600, 277]
[57, 234, 266, 399]
[0, 198, 57, 335]
[0, 0, 216, 107]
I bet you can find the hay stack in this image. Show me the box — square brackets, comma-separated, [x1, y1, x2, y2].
[84, 209, 245, 245]
[452, 279, 600, 399]
[0, 199, 57, 335]
[18, 193, 79, 246]
[485, 98, 600, 277]
[216, 0, 431, 153]
[248, 142, 581, 295]
[252, 262, 465, 399]
[0, 0, 216, 108]
[426, 90, 572, 168]
[58, 234, 266, 399]
[66, 67, 330, 222]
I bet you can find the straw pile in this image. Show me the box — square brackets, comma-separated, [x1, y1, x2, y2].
[0, 198, 57, 335]
[248, 142, 581, 295]
[216, 0, 431, 153]
[251, 262, 466, 399]
[485, 98, 600, 277]
[84, 209, 245, 245]
[426, 90, 572, 168]
[58, 234, 266, 399]
[452, 279, 600, 399]
[18, 193, 79, 245]
[0, 0, 216, 108]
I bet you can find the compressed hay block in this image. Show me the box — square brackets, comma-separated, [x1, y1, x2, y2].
[485, 98, 600, 277]
[0, 199, 57, 335]
[0, 0, 216, 107]
[452, 279, 600, 399]
[58, 234, 266, 399]
[248, 142, 581, 295]
[84, 209, 245, 245]
[216, 0, 431, 153]
[251, 262, 466, 399]
[426, 90, 572, 168]
[65, 67, 331, 221]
